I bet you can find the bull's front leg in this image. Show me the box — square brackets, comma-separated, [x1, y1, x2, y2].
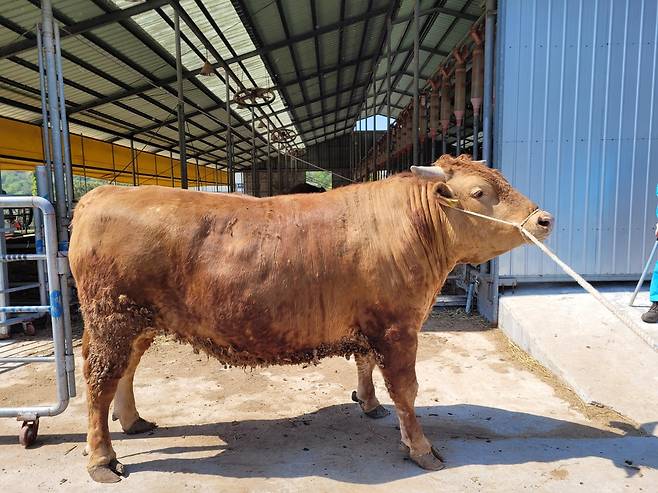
[351, 353, 390, 418]
[376, 326, 444, 471]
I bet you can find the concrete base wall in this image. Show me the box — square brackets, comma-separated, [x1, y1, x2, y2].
[498, 284, 658, 437]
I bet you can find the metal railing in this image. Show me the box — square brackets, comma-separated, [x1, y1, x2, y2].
[0, 196, 74, 446]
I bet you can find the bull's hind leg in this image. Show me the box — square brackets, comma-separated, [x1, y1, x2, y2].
[376, 327, 444, 471]
[112, 335, 157, 434]
[351, 353, 390, 418]
[83, 329, 129, 483]
[82, 296, 153, 483]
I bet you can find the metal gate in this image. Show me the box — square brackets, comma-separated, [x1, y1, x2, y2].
[0, 196, 75, 446]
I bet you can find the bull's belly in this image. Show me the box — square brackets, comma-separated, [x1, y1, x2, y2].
[167, 324, 373, 369]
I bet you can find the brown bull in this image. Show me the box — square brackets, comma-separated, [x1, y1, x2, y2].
[69, 154, 553, 482]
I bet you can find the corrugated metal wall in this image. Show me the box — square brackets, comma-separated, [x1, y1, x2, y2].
[495, 0, 658, 280]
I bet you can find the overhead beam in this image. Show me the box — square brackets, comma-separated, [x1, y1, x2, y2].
[0, 0, 170, 59]
[224, 5, 389, 65]
[393, 5, 479, 24]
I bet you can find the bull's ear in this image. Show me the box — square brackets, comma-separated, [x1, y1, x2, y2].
[410, 165, 447, 181]
[433, 182, 455, 199]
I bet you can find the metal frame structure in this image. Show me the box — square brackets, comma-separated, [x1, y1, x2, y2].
[0, 195, 74, 446]
[0, 0, 481, 188]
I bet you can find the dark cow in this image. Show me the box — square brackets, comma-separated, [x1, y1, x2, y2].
[69, 154, 553, 482]
[285, 182, 326, 194]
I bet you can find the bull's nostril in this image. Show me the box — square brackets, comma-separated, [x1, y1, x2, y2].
[537, 214, 553, 229]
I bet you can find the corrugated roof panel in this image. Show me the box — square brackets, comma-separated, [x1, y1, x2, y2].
[248, 2, 284, 45]
[316, 0, 341, 26]
[0, 1, 39, 46]
[280, 0, 312, 34]
[317, 31, 339, 66]
[52, 0, 105, 24]
[294, 39, 317, 73]
[0, 103, 41, 122]
[344, 0, 369, 18]
[438, 19, 472, 52]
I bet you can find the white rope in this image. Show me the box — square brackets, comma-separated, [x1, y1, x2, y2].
[447, 203, 658, 352]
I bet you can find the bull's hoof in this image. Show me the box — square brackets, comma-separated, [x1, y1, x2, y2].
[405, 444, 445, 471]
[88, 459, 125, 483]
[124, 417, 157, 435]
[351, 390, 391, 419]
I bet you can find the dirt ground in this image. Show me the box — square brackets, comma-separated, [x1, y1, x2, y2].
[0, 309, 656, 492]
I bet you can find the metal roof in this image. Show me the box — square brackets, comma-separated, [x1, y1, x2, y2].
[0, 0, 481, 172]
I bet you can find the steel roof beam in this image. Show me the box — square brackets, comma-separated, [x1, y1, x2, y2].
[343, 1, 401, 146]
[375, 0, 477, 114]
[0, 0, 170, 60]
[393, 5, 478, 24]
[229, 0, 307, 147]
[78, 0, 271, 160]
[170, 1, 287, 136]
[17, 0, 264, 161]
[224, 5, 389, 65]
[332, 0, 347, 137]
[310, 0, 327, 130]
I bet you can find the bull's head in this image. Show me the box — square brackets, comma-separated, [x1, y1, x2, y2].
[411, 154, 553, 264]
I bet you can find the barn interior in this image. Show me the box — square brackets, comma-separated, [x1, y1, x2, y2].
[0, 0, 487, 319]
[1, 0, 657, 490]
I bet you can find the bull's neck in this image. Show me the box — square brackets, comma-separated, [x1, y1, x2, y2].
[405, 180, 459, 281]
[358, 177, 458, 290]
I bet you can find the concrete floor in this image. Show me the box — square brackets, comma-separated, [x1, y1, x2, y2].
[1, 310, 657, 492]
[499, 283, 658, 437]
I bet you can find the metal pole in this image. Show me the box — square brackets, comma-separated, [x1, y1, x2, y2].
[386, 12, 391, 174]
[0, 200, 7, 338]
[371, 90, 376, 179]
[482, 0, 496, 165]
[412, 0, 419, 166]
[456, 125, 461, 155]
[174, 9, 188, 189]
[225, 70, 233, 192]
[36, 24, 53, 202]
[195, 156, 200, 190]
[481, 0, 499, 322]
[53, 22, 74, 214]
[35, 166, 49, 307]
[277, 150, 282, 194]
[267, 120, 272, 196]
[41, 0, 68, 250]
[170, 151, 175, 187]
[473, 114, 480, 160]
[130, 138, 137, 186]
[251, 107, 256, 196]
[630, 240, 658, 306]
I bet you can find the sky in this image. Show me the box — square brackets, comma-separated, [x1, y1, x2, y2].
[353, 115, 394, 131]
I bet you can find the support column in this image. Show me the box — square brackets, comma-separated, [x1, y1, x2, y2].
[225, 70, 233, 192]
[36, 24, 52, 202]
[53, 22, 73, 212]
[250, 107, 257, 196]
[386, 14, 392, 175]
[174, 9, 188, 189]
[130, 139, 137, 186]
[412, 0, 419, 166]
[267, 120, 272, 197]
[41, 0, 68, 247]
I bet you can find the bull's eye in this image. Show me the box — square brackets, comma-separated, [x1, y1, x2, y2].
[470, 188, 484, 199]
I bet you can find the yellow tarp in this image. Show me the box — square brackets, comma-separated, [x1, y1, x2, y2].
[0, 116, 227, 187]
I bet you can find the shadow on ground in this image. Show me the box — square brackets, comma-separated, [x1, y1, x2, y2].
[1, 403, 655, 483]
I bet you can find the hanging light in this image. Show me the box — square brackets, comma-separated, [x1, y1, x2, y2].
[200, 60, 213, 76]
